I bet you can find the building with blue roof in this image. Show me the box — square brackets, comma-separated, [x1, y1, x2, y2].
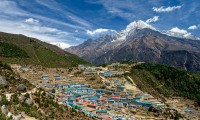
[42, 74, 48, 80]
[54, 75, 61, 80]
[100, 71, 112, 77]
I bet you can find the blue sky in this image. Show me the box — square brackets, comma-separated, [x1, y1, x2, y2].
[0, 0, 199, 48]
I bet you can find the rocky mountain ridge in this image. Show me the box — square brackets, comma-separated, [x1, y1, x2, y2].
[66, 21, 200, 72]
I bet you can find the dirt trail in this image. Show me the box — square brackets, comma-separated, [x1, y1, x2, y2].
[21, 115, 37, 120]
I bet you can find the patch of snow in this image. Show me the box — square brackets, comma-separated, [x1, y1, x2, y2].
[125, 20, 156, 32]
[112, 20, 156, 43]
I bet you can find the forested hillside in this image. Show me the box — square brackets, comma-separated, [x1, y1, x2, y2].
[129, 63, 200, 105]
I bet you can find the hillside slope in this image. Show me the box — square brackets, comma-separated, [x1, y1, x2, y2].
[128, 63, 200, 105]
[0, 62, 94, 120]
[0, 32, 89, 68]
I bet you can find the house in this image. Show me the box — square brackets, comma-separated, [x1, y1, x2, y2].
[96, 89, 104, 93]
[120, 98, 127, 102]
[55, 85, 63, 90]
[78, 64, 86, 70]
[96, 110, 107, 115]
[87, 96, 97, 101]
[127, 91, 133, 96]
[66, 101, 74, 106]
[96, 93, 102, 98]
[113, 102, 123, 108]
[41, 74, 48, 80]
[116, 86, 125, 92]
[97, 98, 107, 104]
[110, 95, 120, 102]
[131, 100, 152, 107]
[105, 117, 113, 120]
[54, 75, 61, 80]
[90, 113, 98, 118]
[87, 89, 94, 93]
[108, 98, 115, 104]
[100, 71, 112, 77]
[110, 71, 124, 76]
[114, 80, 119, 84]
[105, 81, 111, 86]
[84, 69, 97, 74]
[87, 103, 97, 109]
[19, 66, 29, 71]
[68, 96, 76, 103]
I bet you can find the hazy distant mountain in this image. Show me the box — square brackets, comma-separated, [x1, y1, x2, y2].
[66, 21, 200, 72]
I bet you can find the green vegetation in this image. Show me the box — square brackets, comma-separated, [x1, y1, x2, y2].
[0, 42, 29, 58]
[129, 63, 200, 104]
[0, 62, 12, 71]
[0, 111, 8, 120]
[120, 61, 137, 64]
[0, 32, 89, 67]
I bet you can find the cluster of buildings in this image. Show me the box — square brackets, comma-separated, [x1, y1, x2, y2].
[78, 64, 125, 77]
[51, 82, 165, 119]
[11, 63, 199, 119]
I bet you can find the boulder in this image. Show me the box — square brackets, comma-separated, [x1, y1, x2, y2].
[13, 114, 22, 120]
[25, 98, 33, 106]
[21, 111, 25, 117]
[1, 105, 8, 115]
[0, 76, 8, 87]
[14, 76, 20, 80]
[18, 95, 26, 103]
[7, 112, 12, 118]
[16, 84, 26, 91]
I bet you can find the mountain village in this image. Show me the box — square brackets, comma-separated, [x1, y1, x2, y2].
[0, 1, 200, 120]
[9, 63, 200, 120]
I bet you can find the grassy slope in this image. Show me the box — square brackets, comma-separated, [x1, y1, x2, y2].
[129, 63, 200, 104]
[0, 32, 89, 67]
[0, 42, 29, 58]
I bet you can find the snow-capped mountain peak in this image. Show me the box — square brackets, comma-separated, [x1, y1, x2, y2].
[112, 20, 156, 42]
[125, 20, 156, 32]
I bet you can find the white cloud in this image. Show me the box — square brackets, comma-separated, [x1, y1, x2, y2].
[0, 0, 27, 16]
[25, 18, 39, 24]
[87, 28, 108, 35]
[86, 28, 115, 36]
[167, 27, 192, 38]
[188, 25, 198, 30]
[169, 27, 188, 34]
[18, 22, 69, 35]
[146, 16, 159, 23]
[50, 42, 70, 49]
[152, 5, 182, 12]
[0, 0, 86, 31]
[0, 0, 86, 47]
[0, 18, 75, 48]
